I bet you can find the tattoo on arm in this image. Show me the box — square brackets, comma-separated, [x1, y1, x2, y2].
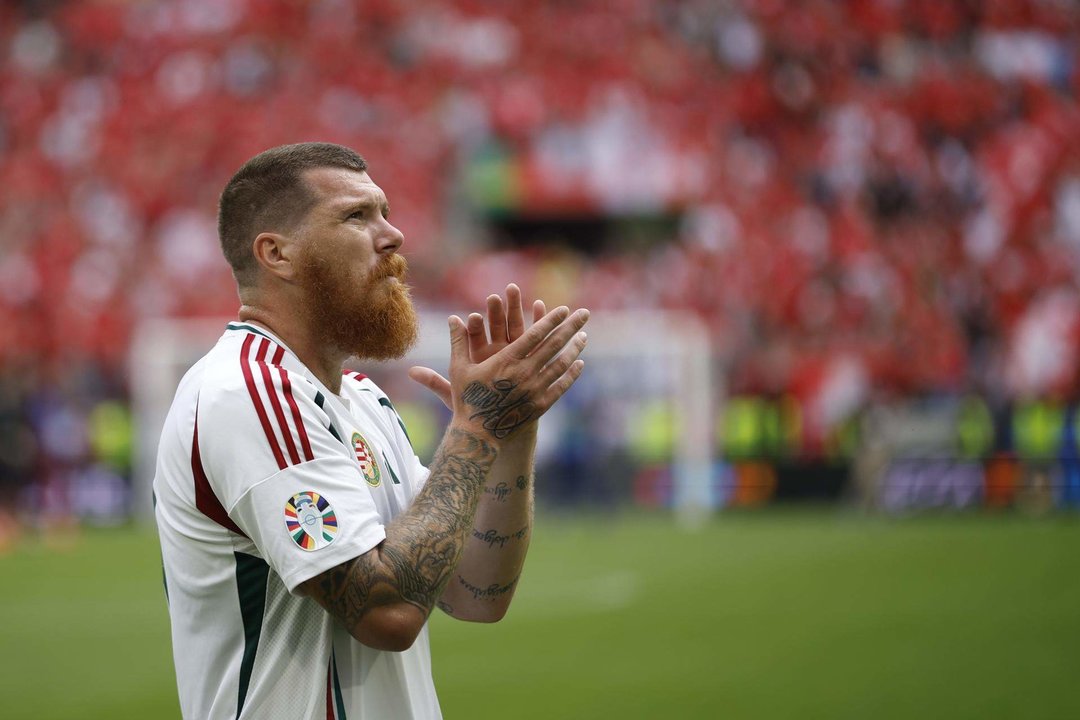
[484, 481, 512, 502]
[462, 380, 536, 439]
[309, 428, 496, 628]
[471, 525, 529, 549]
[483, 475, 528, 502]
[457, 573, 520, 601]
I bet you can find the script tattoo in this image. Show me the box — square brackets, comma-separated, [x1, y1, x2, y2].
[484, 481, 512, 502]
[457, 573, 520, 601]
[462, 380, 536, 439]
[515, 475, 527, 490]
[301, 427, 496, 634]
[437, 600, 454, 615]
[471, 525, 529, 550]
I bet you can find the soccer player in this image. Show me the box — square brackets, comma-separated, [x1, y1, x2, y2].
[153, 142, 589, 719]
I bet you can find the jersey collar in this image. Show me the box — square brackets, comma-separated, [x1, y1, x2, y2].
[226, 321, 353, 409]
[226, 320, 279, 343]
[225, 321, 302, 367]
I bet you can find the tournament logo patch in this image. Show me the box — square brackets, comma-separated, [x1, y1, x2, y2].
[352, 432, 382, 487]
[284, 491, 338, 551]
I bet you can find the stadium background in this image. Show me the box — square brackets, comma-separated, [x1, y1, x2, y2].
[2, 0, 1079, 718]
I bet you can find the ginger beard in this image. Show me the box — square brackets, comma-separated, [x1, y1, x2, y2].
[298, 246, 418, 361]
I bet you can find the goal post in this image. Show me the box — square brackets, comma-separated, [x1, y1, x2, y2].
[130, 310, 719, 526]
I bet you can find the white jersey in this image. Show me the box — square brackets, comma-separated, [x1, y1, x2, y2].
[154, 321, 442, 720]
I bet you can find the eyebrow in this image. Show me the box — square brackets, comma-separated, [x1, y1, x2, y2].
[335, 195, 390, 218]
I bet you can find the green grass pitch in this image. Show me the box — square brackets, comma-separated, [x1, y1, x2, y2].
[2, 511, 1078, 719]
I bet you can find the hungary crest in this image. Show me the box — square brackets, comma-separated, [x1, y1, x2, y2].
[352, 432, 381, 487]
[284, 491, 338, 551]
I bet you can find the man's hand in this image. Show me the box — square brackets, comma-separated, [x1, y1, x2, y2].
[409, 284, 587, 444]
[408, 283, 547, 407]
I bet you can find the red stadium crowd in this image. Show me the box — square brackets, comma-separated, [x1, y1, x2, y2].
[3, 0, 1080, 513]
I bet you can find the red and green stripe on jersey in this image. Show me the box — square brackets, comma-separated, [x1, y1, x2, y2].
[192, 412, 248, 538]
[326, 648, 347, 719]
[240, 333, 314, 470]
[343, 370, 368, 383]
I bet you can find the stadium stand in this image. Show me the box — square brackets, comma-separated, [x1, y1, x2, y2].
[3, 0, 1080, 518]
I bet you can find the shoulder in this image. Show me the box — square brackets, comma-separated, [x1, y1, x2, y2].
[196, 334, 338, 474]
[198, 332, 322, 425]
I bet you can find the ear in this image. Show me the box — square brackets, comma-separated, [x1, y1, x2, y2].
[251, 232, 298, 280]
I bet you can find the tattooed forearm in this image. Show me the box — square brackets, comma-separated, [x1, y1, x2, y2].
[379, 428, 496, 606]
[310, 551, 390, 632]
[471, 525, 529, 549]
[457, 573, 520, 601]
[462, 379, 537, 439]
[303, 427, 497, 634]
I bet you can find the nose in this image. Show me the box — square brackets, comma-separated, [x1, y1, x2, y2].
[376, 218, 405, 254]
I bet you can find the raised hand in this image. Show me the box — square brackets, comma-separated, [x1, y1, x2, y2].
[466, 284, 546, 363]
[410, 285, 588, 444]
[409, 284, 548, 409]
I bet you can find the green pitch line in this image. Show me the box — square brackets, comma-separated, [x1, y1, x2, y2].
[1, 512, 1079, 719]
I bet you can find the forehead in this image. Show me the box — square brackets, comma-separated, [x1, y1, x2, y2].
[302, 166, 387, 211]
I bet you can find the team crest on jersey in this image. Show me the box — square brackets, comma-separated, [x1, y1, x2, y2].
[351, 432, 382, 487]
[284, 491, 338, 551]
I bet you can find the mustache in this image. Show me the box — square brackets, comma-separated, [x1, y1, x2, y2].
[374, 254, 408, 282]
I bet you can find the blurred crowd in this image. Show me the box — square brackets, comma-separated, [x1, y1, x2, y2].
[3, 0, 1080, 519]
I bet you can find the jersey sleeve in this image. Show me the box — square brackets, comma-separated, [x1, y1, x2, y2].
[197, 371, 386, 593]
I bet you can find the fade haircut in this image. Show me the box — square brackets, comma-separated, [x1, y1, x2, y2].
[218, 142, 367, 284]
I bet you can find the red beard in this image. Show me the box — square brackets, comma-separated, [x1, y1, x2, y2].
[298, 249, 419, 361]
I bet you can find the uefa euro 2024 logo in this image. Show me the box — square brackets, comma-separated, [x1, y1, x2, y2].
[284, 491, 338, 551]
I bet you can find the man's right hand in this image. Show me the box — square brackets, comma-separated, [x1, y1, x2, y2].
[444, 305, 590, 444]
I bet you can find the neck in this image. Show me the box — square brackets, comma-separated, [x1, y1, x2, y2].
[238, 300, 347, 395]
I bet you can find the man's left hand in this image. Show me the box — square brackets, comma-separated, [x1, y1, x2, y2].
[408, 283, 547, 410]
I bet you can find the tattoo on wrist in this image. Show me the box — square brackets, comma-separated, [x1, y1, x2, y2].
[515, 475, 527, 490]
[457, 573, 520, 601]
[462, 380, 536, 439]
[471, 525, 529, 549]
[437, 600, 454, 615]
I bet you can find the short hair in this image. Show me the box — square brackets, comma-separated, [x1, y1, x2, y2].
[218, 142, 367, 284]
